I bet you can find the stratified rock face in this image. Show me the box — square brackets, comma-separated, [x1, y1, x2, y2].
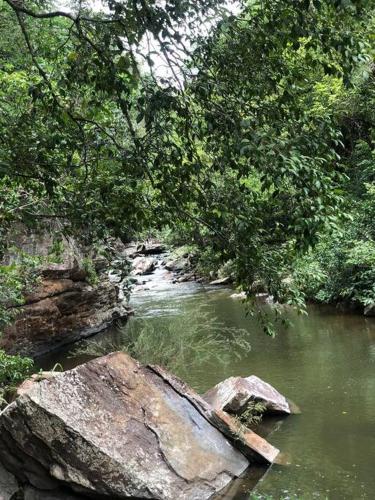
[0, 352, 250, 500]
[203, 376, 296, 415]
[209, 410, 281, 465]
[0, 230, 130, 358]
[1, 267, 129, 358]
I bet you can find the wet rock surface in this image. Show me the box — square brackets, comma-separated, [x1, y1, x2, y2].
[165, 258, 188, 273]
[209, 410, 282, 465]
[0, 352, 252, 500]
[146, 364, 282, 465]
[209, 277, 232, 286]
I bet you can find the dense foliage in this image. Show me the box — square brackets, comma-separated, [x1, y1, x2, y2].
[293, 74, 375, 311]
[0, 0, 374, 325]
[177, 0, 375, 308]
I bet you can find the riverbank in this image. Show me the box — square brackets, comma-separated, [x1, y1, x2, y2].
[3, 241, 375, 498]
[0, 230, 134, 359]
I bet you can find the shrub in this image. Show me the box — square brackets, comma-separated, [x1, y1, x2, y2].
[74, 306, 252, 387]
[0, 349, 33, 405]
[81, 257, 99, 286]
[0, 252, 41, 327]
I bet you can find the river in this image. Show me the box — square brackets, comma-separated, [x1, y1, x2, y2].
[39, 267, 375, 499]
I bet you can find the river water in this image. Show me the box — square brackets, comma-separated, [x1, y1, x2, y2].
[39, 270, 375, 499]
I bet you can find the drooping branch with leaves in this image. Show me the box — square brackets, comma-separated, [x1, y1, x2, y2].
[0, 0, 374, 316]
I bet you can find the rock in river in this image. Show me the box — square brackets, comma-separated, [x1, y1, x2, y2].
[131, 256, 157, 275]
[203, 375, 299, 415]
[0, 352, 254, 500]
[164, 258, 187, 273]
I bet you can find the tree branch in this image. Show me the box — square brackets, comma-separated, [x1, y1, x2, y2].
[3, 0, 120, 23]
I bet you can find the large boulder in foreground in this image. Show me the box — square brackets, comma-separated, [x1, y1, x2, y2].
[203, 375, 299, 416]
[0, 352, 253, 500]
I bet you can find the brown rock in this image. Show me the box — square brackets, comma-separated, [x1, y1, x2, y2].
[203, 375, 299, 415]
[210, 410, 282, 465]
[0, 352, 250, 500]
[1, 230, 129, 358]
[23, 279, 78, 303]
[1, 279, 129, 357]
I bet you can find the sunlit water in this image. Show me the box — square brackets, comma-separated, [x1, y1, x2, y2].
[39, 270, 375, 499]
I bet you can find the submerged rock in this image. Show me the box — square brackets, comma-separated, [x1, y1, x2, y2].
[203, 375, 299, 416]
[230, 292, 247, 300]
[0, 352, 253, 500]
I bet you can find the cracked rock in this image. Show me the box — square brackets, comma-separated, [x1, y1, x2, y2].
[0, 352, 250, 500]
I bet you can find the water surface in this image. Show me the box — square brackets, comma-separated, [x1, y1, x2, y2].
[40, 275, 375, 499]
